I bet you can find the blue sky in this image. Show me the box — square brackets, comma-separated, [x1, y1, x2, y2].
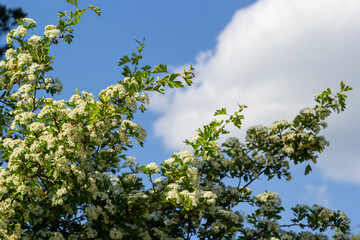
[2, 0, 360, 235]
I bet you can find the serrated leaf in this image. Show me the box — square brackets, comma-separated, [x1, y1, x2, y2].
[118, 55, 131, 66]
[214, 108, 227, 116]
[152, 64, 168, 73]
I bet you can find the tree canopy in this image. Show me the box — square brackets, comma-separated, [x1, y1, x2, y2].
[0, 1, 354, 239]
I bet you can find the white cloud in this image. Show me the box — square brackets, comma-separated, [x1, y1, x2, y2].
[150, 0, 360, 183]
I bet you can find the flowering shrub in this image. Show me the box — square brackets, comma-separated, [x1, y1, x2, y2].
[0, 1, 354, 239]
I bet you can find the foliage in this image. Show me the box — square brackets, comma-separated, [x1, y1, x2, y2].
[0, 4, 27, 58]
[0, 1, 355, 239]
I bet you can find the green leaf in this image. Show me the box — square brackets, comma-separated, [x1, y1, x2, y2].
[89, 5, 101, 16]
[118, 55, 131, 66]
[137, 43, 145, 53]
[152, 64, 168, 73]
[169, 73, 180, 82]
[214, 108, 227, 116]
[66, 0, 78, 6]
[344, 86, 353, 91]
[305, 164, 312, 175]
[184, 79, 193, 86]
[142, 65, 151, 71]
[173, 81, 184, 88]
[340, 81, 345, 91]
[122, 65, 131, 77]
[58, 11, 67, 18]
[63, 34, 74, 44]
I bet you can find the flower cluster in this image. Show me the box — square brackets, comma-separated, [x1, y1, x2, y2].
[44, 25, 61, 40]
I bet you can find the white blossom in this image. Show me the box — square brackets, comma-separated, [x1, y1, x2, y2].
[145, 162, 160, 173]
[23, 18, 37, 25]
[44, 25, 60, 39]
[14, 25, 27, 37]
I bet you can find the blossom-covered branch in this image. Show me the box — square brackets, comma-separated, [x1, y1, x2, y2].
[0, 1, 353, 239]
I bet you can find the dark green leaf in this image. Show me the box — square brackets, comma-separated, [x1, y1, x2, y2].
[305, 164, 312, 175]
[118, 55, 131, 66]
